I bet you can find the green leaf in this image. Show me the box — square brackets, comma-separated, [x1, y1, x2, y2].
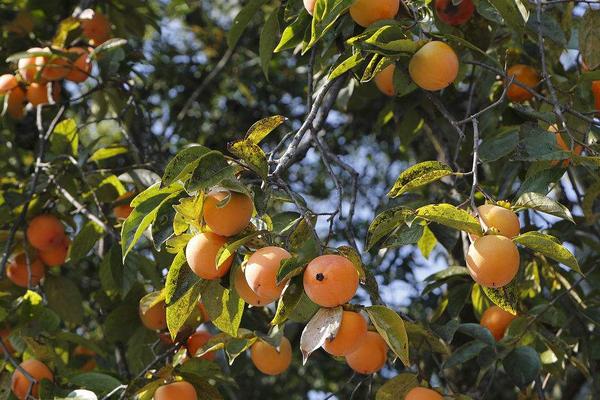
[376, 373, 419, 400]
[366, 305, 410, 367]
[388, 161, 453, 198]
[187, 152, 236, 192]
[300, 306, 343, 363]
[216, 231, 263, 268]
[52, 17, 80, 48]
[329, 52, 366, 80]
[516, 124, 570, 161]
[457, 323, 496, 346]
[260, 10, 280, 79]
[44, 276, 84, 324]
[366, 207, 414, 250]
[167, 281, 204, 340]
[228, 139, 268, 180]
[162, 145, 212, 186]
[580, 10, 600, 70]
[202, 281, 244, 336]
[502, 346, 541, 388]
[228, 0, 269, 49]
[68, 221, 104, 263]
[50, 118, 78, 157]
[481, 283, 518, 315]
[382, 223, 424, 248]
[404, 321, 450, 355]
[513, 231, 580, 272]
[274, 12, 311, 53]
[335, 246, 366, 280]
[276, 257, 306, 285]
[88, 146, 128, 162]
[417, 225, 437, 259]
[245, 115, 287, 144]
[526, 12, 566, 46]
[479, 128, 519, 162]
[487, 0, 528, 35]
[271, 280, 304, 326]
[69, 373, 122, 397]
[416, 204, 482, 235]
[513, 192, 574, 223]
[444, 341, 488, 369]
[306, 0, 355, 52]
[164, 251, 200, 304]
[583, 181, 600, 223]
[152, 196, 179, 251]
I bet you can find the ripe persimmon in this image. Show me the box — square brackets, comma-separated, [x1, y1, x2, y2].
[0, 329, 15, 354]
[408, 41, 459, 91]
[476, 204, 520, 238]
[187, 331, 216, 360]
[73, 346, 97, 372]
[40, 49, 71, 81]
[203, 191, 253, 237]
[323, 311, 368, 356]
[80, 9, 111, 46]
[11, 359, 53, 400]
[27, 214, 66, 251]
[6, 253, 45, 288]
[345, 331, 387, 374]
[65, 47, 92, 83]
[304, 0, 316, 15]
[113, 191, 135, 220]
[480, 305, 517, 340]
[139, 297, 167, 331]
[7, 86, 27, 119]
[405, 387, 444, 400]
[17, 47, 45, 83]
[234, 265, 277, 306]
[374, 64, 396, 96]
[39, 237, 69, 266]
[593, 81, 600, 113]
[303, 254, 359, 308]
[250, 336, 292, 376]
[154, 381, 197, 400]
[548, 124, 583, 167]
[0, 74, 18, 94]
[435, 0, 475, 26]
[506, 64, 539, 103]
[349, 0, 400, 28]
[244, 246, 291, 300]
[185, 232, 233, 280]
[466, 235, 519, 288]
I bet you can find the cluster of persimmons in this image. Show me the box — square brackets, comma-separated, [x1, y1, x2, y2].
[0, 8, 111, 119]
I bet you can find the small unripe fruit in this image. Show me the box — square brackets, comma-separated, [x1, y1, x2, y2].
[6, 253, 45, 288]
[303, 255, 359, 308]
[405, 387, 444, 400]
[203, 191, 253, 237]
[26, 214, 66, 251]
[506, 64, 539, 103]
[250, 336, 292, 376]
[185, 232, 233, 280]
[374, 64, 396, 96]
[154, 381, 197, 400]
[345, 331, 387, 374]
[11, 359, 53, 400]
[409, 41, 459, 91]
[349, 0, 400, 28]
[323, 311, 368, 356]
[480, 305, 517, 340]
[466, 235, 520, 288]
[244, 246, 291, 299]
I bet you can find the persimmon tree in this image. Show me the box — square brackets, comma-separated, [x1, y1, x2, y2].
[0, 1, 599, 400]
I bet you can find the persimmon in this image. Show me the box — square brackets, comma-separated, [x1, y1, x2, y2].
[40, 49, 71, 81]
[154, 381, 197, 400]
[405, 387, 444, 400]
[39, 237, 69, 266]
[349, 0, 400, 28]
[0, 329, 15, 354]
[303, 254, 359, 307]
[250, 336, 292, 376]
[345, 331, 387, 374]
[26, 82, 60, 106]
[7, 12, 34, 36]
[11, 359, 53, 400]
[185, 232, 233, 280]
[593, 81, 600, 113]
[0, 74, 18, 94]
[466, 235, 520, 288]
[203, 191, 253, 237]
[234, 265, 277, 306]
[6, 253, 45, 288]
[323, 311, 368, 356]
[476, 204, 520, 238]
[304, 0, 316, 15]
[548, 124, 583, 167]
[506, 64, 539, 103]
[374, 64, 396, 96]
[7, 86, 27, 119]
[244, 246, 291, 299]
[198, 302, 210, 322]
[408, 41, 459, 91]
[113, 191, 135, 220]
[139, 298, 167, 331]
[435, 0, 475, 26]
[26, 214, 66, 251]
[65, 47, 92, 83]
[17, 47, 45, 83]
[480, 305, 517, 340]
[80, 9, 111, 46]
[187, 331, 216, 361]
[73, 346, 97, 372]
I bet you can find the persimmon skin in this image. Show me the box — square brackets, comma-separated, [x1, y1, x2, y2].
[27, 214, 66, 251]
[0, 74, 18, 94]
[477, 204, 520, 238]
[73, 346, 97, 372]
[80, 10, 111, 46]
[65, 47, 92, 83]
[374, 64, 396, 96]
[139, 299, 167, 331]
[7, 86, 26, 119]
[113, 191, 135, 220]
[185, 232, 233, 280]
[345, 331, 387, 374]
[405, 387, 444, 400]
[187, 331, 216, 361]
[408, 41, 459, 91]
[39, 237, 69, 266]
[323, 311, 368, 356]
[17, 47, 45, 83]
[349, 0, 400, 28]
[6, 253, 45, 288]
[40, 49, 71, 81]
[304, 0, 316, 15]
[548, 124, 583, 167]
[0, 329, 15, 355]
[506, 64, 539, 103]
[244, 246, 291, 299]
[154, 381, 197, 400]
[11, 359, 54, 400]
[593, 81, 600, 114]
[198, 302, 210, 322]
[466, 235, 520, 288]
[303, 255, 359, 308]
[435, 0, 475, 26]
[234, 266, 276, 306]
[203, 191, 253, 237]
[480, 305, 517, 340]
[250, 336, 292, 376]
